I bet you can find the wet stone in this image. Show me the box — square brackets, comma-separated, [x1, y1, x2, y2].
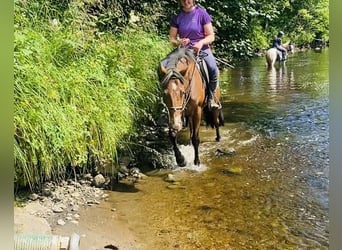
[29, 193, 39, 201]
[164, 174, 176, 183]
[221, 166, 242, 176]
[57, 219, 66, 225]
[166, 184, 186, 190]
[52, 205, 65, 213]
[42, 188, 52, 197]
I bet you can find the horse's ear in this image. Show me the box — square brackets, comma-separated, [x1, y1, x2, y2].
[158, 63, 167, 82]
[160, 63, 167, 74]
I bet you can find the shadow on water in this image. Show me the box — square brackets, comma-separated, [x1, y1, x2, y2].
[85, 49, 330, 249]
[110, 182, 141, 193]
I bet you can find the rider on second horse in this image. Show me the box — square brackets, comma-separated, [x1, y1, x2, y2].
[167, 0, 220, 110]
[272, 31, 287, 61]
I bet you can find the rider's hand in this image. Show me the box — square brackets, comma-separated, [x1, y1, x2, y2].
[192, 41, 204, 55]
[179, 38, 190, 47]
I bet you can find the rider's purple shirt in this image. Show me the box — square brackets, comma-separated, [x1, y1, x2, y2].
[170, 6, 212, 50]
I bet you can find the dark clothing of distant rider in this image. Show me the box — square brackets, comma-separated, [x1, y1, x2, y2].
[272, 31, 287, 61]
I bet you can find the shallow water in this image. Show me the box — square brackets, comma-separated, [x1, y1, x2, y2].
[85, 49, 329, 249]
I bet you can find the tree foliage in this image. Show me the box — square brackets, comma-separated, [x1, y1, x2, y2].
[81, 0, 328, 60]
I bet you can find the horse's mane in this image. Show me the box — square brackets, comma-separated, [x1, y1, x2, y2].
[159, 48, 197, 86]
[163, 48, 196, 69]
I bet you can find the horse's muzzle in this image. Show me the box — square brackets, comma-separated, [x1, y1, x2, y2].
[169, 128, 178, 138]
[170, 123, 182, 133]
[168, 110, 183, 132]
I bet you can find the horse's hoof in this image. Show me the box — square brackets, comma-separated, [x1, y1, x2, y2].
[194, 159, 200, 166]
[215, 137, 221, 142]
[176, 157, 186, 167]
[178, 161, 187, 167]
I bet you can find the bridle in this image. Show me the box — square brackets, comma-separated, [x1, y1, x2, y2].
[161, 58, 196, 112]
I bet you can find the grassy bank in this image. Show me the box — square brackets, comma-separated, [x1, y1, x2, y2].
[14, 0, 171, 190]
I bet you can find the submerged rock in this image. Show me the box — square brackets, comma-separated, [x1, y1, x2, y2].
[215, 148, 236, 157]
[221, 166, 242, 176]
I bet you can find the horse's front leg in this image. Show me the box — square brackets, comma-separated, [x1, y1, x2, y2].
[169, 129, 186, 167]
[192, 133, 200, 166]
[215, 126, 221, 142]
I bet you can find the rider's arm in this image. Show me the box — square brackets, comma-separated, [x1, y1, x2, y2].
[169, 26, 180, 47]
[169, 27, 191, 47]
[192, 22, 215, 54]
[202, 22, 215, 45]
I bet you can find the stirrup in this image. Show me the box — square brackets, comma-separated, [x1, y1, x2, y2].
[209, 99, 219, 110]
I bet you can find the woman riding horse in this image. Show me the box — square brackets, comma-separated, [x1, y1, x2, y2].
[159, 48, 223, 167]
[168, 0, 220, 110]
[272, 31, 287, 61]
[266, 37, 294, 69]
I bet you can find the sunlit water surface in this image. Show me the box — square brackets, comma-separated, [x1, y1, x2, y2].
[86, 49, 329, 249]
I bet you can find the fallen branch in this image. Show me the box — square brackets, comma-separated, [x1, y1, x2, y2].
[215, 57, 235, 68]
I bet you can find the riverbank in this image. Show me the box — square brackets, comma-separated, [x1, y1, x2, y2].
[14, 176, 143, 250]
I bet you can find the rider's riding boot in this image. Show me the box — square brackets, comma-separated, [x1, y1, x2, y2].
[207, 77, 219, 110]
[208, 91, 219, 110]
[282, 51, 287, 61]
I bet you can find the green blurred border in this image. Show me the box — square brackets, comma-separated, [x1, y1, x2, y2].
[1, 0, 340, 248]
[0, 0, 13, 248]
[329, 0, 342, 249]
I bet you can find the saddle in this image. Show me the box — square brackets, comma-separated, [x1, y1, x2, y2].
[195, 55, 210, 92]
[196, 55, 222, 110]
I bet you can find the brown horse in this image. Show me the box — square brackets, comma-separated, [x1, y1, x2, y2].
[159, 48, 224, 166]
[265, 41, 294, 69]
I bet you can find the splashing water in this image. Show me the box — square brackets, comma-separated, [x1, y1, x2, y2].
[172, 144, 208, 172]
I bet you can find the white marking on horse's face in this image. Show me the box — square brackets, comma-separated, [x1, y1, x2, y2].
[171, 81, 178, 91]
[164, 79, 182, 96]
[163, 79, 185, 132]
[170, 112, 183, 132]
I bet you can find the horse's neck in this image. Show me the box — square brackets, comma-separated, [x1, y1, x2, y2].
[184, 62, 198, 85]
[283, 41, 290, 48]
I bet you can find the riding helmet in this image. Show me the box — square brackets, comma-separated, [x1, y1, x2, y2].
[278, 31, 284, 37]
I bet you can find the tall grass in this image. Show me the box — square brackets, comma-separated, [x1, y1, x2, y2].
[14, 0, 171, 189]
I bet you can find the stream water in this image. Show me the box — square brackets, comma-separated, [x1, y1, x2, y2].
[73, 49, 329, 250]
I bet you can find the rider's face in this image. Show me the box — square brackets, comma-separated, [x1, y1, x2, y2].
[180, 0, 194, 11]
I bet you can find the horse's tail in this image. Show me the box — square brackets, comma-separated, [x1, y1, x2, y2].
[203, 107, 224, 128]
[203, 106, 214, 128]
[218, 109, 224, 126]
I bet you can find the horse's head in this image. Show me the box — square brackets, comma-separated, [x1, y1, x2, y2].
[288, 42, 295, 54]
[284, 41, 295, 54]
[160, 65, 186, 132]
[159, 48, 195, 132]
